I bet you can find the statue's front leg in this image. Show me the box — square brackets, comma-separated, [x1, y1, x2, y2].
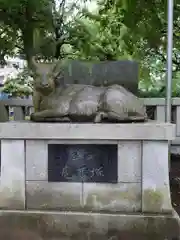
[94, 111, 108, 123]
[30, 109, 70, 122]
[33, 90, 41, 113]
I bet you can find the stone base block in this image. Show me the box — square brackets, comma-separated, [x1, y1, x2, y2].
[0, 210, 179, 240]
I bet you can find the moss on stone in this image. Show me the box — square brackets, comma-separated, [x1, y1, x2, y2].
[143, 189, 163, 212]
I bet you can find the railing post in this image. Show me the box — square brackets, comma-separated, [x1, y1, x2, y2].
[0, 104, 9, 122]
[176, 106, 180, 136]
[14, 107, 25, 121]
[155, 106, 166, 122]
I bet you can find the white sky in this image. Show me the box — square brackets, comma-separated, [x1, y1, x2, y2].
[82, 0, 97, 11]
[55, 0, 97, 12]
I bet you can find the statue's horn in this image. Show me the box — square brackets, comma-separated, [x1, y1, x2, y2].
[52, 59, 61, 78]
[30, 56, 39, 71]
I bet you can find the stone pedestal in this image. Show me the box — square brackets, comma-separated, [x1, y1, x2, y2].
[0, 121, 179, 239]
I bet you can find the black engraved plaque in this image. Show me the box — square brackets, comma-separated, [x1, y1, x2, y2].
[48, 144, 117, 183]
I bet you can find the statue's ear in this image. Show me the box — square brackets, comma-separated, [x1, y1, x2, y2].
[28, 69, 35, 78]
[30, 56, 39, 74]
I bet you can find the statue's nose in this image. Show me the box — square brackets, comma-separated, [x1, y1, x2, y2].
[42, 74, 48, 86]
[42, 82, 48, 86]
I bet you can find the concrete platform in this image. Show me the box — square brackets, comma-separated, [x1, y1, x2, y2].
[0, 122, 179, 239]
[0, 210, 179, 240]
[0, 121, 176, 140]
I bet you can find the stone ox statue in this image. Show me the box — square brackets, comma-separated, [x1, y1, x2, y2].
[30, 57, 148, 123]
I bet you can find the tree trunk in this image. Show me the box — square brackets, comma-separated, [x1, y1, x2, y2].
[22, 26, 34, 68]
[21, 3, 35, 67]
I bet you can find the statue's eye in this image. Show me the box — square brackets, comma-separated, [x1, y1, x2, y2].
[47, 74, 52, 78]
[34, 73, 40, 78]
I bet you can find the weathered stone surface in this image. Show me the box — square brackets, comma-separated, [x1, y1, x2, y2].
[118, 141, 141, 182]
[30, 83, 147, 123]
[26, 181, 141, 212]
[26, 140, 47, 181]
[0, 140, 25, 209]
[30, 55, 146, 123]
[26, 139, 119, 181]
[0, 210, 179, 239]
[0, 122, 176, 140]
[142, 141, 172, 213]
[61, 60, 139, 94]
[83, 183, 141, 212]
[26, 181, 83, 210]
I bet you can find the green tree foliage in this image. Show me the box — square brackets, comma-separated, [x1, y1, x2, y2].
[2, 68, 33, 97]
[1, 0, 180, 97]
[68, 5, 130, 60]
[67, 0, 180, 96]
[0, 0, 89, 63]
[0, 0, 89, 96]
[0, 24, 18, 65]
[0, 0, 54, 64]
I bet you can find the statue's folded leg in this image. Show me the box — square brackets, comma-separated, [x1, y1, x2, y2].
[94, 111, 145, 123]
[94, 112, 108, 123]
[30, 109, 70, 122]
[94, 111, 126, 123]
[106, 111, 147, 122]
